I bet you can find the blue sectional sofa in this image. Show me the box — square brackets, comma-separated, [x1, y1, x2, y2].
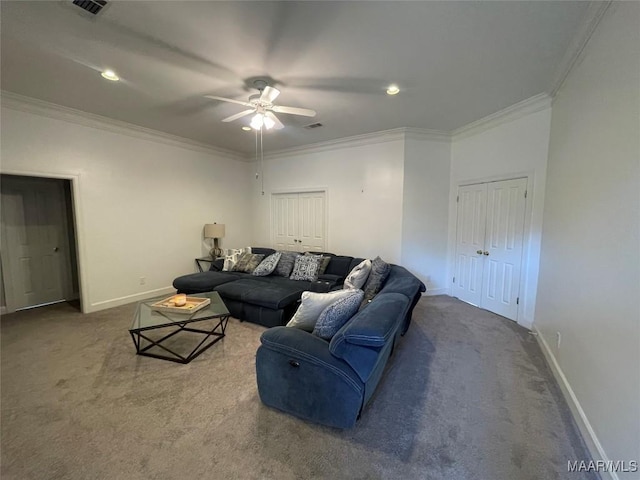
[173, 247, 426, 428]
[256, 264, 425, 428]
[174, 248, 365, 328]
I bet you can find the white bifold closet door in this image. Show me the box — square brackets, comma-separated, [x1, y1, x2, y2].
[453, 178, 527, 321]
[272, 191, 326, 252]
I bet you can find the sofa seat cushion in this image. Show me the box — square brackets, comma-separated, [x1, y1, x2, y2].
[173, 271, 242, 293]
[215, 279, 307, 310]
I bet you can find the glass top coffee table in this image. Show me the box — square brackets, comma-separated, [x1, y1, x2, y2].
[129, 291, 230, 364]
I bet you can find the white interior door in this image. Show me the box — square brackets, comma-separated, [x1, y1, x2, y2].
[272, 193, 299, 251]
[453, 184, 487, 307]
[298, 192, 325, 252]
[1, 176, 73, 312]
[453, 178, 527, 321]
[481, 178, 527, 319]
[272, 191, 326, 252]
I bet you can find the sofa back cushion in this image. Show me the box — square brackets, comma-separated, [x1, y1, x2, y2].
[324, 255, 355, 277]
[251, 247, 276, 256]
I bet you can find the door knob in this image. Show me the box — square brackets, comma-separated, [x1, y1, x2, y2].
[53, 247, 59, 252]
[483, 251, 490, 256]
[476, 250, 483, 255]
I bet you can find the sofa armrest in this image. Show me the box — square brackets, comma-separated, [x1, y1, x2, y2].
[329, 293, 410, 382]
[259, 327, 362, 391]
[334, 293, 410, 347]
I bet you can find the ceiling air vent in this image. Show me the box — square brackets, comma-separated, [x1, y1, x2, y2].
[304, 122, 323, 130]
[72, 0, 108, 15]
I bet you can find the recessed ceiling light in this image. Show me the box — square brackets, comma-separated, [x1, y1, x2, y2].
[386, 84, 400, 95]
[241, 126, 252, 131]
[101, 69, 119, 81]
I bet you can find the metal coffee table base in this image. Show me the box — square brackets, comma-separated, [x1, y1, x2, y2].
[130, 315, 229, 364]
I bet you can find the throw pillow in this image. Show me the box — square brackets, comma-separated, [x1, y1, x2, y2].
[286, 289, 358, 332]
[313, 290, 364, 340]
[222, 248, 248, 271]
[360, 256, 391, 309]
[274, 251, 300, 277]
[252, 252, 282, 276]
[305, 252, 331, 274]
[344, 259, 372, 290]
[232, 252, 265, 273]
[290, 254, 322, 281]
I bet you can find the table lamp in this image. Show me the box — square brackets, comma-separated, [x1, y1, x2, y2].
[204, 223, 225, 258]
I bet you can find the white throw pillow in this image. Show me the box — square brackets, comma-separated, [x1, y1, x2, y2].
[344, 259, 372, 290]
[286, 289, 357, 332]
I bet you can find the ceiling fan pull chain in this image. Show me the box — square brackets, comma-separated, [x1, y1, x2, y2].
[260, 127, 265, 196]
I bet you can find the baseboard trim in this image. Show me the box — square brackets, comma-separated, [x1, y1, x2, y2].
[87, 287, 175, 313]
[533, 326, 618, 480]
[424, 288, 448, 296]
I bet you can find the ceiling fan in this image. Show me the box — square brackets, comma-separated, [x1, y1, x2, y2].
[205, 80, 316, 130]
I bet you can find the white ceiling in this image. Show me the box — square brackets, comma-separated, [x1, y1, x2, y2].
[1, 1, 592, 155]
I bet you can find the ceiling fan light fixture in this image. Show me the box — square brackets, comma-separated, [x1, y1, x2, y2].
[101, 69, 119, 81]
[251, 113, 276, 130]
[263, 115, 275, 130]
[386, 84, 400, 95]
[250, 113, 264, 130]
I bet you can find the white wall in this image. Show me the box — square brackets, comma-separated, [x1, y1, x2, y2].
[251, 133, 406, 263]
[534, 3, 640, 477]
[401, 134, 451, 293]
[1, 99, 252, 312]
[449, 101, 552, 328]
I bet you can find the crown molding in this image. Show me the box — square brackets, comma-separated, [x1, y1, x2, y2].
[451, 93, 552, 141]
[0, 91, 246, 162]
[403, 128, 451, 143]
[549, 1, 612, 98]
[263, 128, 407, 160]
[261, 127, 450, 161]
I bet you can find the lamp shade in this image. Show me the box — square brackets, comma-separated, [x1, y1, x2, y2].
[204, 223, 225, 239]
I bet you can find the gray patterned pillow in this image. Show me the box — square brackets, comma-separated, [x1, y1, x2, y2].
[252, 252, 282, 276]
[305, 252, 331, 274]
[222, 248, 249, 271]
[231, 252, 265, 273]
[313, 290, 364, 340]
[290, 254, 322, 281]
[274, 251, 301, 277]
[360, 256, 391, 310]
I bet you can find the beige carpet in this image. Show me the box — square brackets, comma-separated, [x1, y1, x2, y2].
[1, 295, 596, 480]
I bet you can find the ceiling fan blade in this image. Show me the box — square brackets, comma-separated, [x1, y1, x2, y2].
[204, 95, 253, 107]
[260, 86, 280, 104]
[265, 111, 284, 130]
[271, 105, 317, 117]
[222, 109, 255, 123]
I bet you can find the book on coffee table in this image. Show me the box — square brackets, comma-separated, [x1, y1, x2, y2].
[150, 296, 211, 314]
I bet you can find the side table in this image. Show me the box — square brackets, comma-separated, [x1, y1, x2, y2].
[195, 257, 214, 272]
